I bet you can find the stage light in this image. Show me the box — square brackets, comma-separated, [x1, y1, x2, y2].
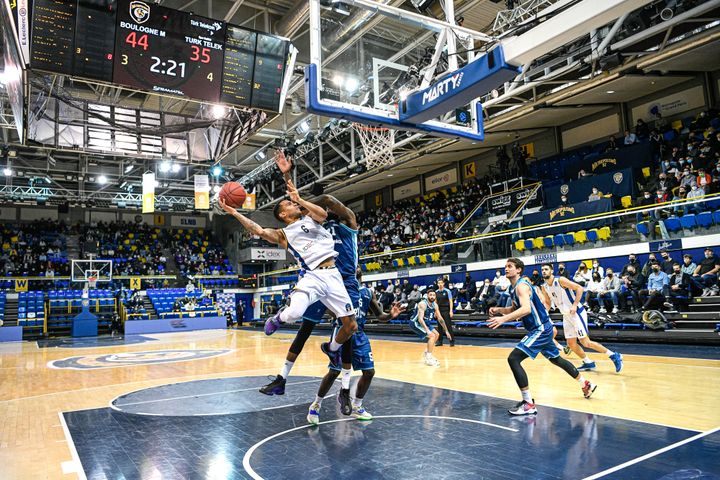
[97, 175, 108, 184]
[3, 167, 12, 176]
[171, 163, 181, 173]
[211, 164, 223, 177]
[345, 77, 359, 93]
[159, 160, 171, 173]
[211, 105, 227, 119]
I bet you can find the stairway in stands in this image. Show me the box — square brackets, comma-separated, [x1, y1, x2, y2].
[3, 297, 18, 327]
[162, 248, 181, 284]
[141, 296, 158, 320]
[673, 296, 720, 334]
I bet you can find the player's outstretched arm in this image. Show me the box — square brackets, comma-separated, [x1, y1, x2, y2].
[488, 283, 531, 329]
[369, 292, 404, 322]
[286, 179, 327, 223]
[315, 194, 357, 229]
[219, 198, 286, 247]
[274, 149, 293, 181]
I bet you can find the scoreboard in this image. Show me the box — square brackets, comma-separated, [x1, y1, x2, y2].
[26, 0, 292, 112]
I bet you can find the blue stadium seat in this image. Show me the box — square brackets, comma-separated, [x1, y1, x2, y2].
[636, 222, 650, 236]
[663, 217, 682, 233]
[696, 211, 713, 229]
[563, 234, 575, 246]
[680, 214, 697, 230]
[542, 236, 554, 248]
[524, 239, 534, 251]
[713, 211, 720, 225]
[553, 234, 565, 247]
[586, 229, 599, 243]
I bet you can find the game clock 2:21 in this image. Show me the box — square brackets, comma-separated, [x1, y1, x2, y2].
[112, 0, 226, 103]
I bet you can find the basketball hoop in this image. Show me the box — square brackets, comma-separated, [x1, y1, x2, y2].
[353, 123, 396, 170]
[86, 270, 99, 289]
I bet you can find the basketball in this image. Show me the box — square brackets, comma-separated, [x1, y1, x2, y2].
[219, 182, 247, 208]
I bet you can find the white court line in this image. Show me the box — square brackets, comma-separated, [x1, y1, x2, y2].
[110, 379, 321, 408]
[385, 376, 703, 433]
[260, 393, 336, 411]
[57, 411, 88, 480]
[582, 426, 720, 479]
[242, 415, 518, 480]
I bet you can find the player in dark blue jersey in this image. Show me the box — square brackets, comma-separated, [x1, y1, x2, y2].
[308, 269, 403, 425]
[260, 154, 360, 399]
[488, 258, 598, 416]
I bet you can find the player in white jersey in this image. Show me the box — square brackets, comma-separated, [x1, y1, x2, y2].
[219, 175, 357, 367]
[539, 264, 623, 373]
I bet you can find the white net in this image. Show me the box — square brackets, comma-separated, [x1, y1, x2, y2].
[353, 123, 396, 170]
[86, 270, 99, 289]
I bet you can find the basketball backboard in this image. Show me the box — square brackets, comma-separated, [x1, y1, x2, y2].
[304, 0, 521, 142]
[71, 259, 113, 285]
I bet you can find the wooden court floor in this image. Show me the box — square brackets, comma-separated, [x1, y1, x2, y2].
[0, 329, 718, 479]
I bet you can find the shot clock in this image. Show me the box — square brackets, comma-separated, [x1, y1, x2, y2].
[113, 0, 226, 103]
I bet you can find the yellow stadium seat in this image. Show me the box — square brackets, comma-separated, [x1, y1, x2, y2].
[532, 237, 544, 250]
[642, 167, 651, 178]
[599, 227, 611, 241]
[574, 230, 587, 244]
[419, 255, 428, 264]
[582, 259, 593, 269]
[621, 196, 632, 208]
[396, 258, 405, 267]
[515, 239, 526, 252]
[671, 119, 683, 130]
[431, 252, 440, 262]
[408, 257, 416, 266]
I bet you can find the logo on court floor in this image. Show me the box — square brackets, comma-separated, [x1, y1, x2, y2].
[48, 349, 232, 370]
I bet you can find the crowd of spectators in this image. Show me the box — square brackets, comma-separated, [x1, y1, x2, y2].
[357, 177, 488, 255]
[0, 219, 233, 281]
[1, 220, 70, 277]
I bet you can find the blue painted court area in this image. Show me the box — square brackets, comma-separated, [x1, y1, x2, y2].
[62, 376, 717, 479]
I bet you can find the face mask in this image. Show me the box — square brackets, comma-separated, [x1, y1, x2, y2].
[592, 189, 598, 194]
[644, 194, 651, 199]
[658, 194, 663, 198]
[692, 185, 698, 190]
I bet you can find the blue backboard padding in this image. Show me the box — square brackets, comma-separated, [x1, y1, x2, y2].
[400, 46, 521, 124]
[305, 64, 485, 141]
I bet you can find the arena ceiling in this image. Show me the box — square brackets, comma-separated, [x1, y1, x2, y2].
[0, 0, 718, 210]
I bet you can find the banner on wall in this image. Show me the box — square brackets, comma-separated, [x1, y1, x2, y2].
[242, 191, 256, 210]
[194, 174, 210, 210]
[14, 279, 28, 292]
[250, 248, 286, 261]
[523, 198, 617, 235]
[546, 168, 635, 206]
[393, 180, 421, 201]
[487, 186, 542, 216]
[374, 192, 382, 207]
[142, 173, 155, 214]
[154, 214, 165, 226]
[130, 277, 142, 290]
[631, 85, 705, 123]
[462, 162, 476, 180]
[425, 168, 457, 192]
[170, 216, 207, 228]
[565, 143, 653, 179]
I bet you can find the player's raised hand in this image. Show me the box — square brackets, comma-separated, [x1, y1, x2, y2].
[218, 198, 237, 215]
[286, 178, 300, 203]
[274, 149, 293, 174]
[389, 302, 406, 318]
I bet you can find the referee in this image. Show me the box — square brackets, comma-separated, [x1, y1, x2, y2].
[435, 277, 456, 346]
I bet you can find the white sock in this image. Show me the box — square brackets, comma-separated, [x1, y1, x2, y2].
[314, 395, 323, 406]
[341, 368, 351, 389]
[605, 349, 615, 357]
[329, 339, 342, 351]
[280, 360, 294, 379]
[521, 390, 532, 403]
[582, 357, 593, 364]
[577, 375, 586, 385]
[352, 397, 363, 408]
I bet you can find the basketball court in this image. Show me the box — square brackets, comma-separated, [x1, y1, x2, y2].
[1, 0, 720, 478]
[1, 328, 718, 479]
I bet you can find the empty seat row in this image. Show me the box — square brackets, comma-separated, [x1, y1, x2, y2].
[515, 227, 611, 252]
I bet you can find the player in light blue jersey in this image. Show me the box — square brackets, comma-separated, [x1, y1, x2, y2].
[408, 289, 447, 366]
[488, 258, 598, 416]
[260, 153, 361, 399]
[308, 269, 403, 425]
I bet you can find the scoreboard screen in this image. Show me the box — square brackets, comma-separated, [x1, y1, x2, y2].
[113, 0, 225, 103]
[23, 0, 293, 112]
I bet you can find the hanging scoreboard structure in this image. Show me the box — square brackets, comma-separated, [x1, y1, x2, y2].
[21, 0, 295, 113]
